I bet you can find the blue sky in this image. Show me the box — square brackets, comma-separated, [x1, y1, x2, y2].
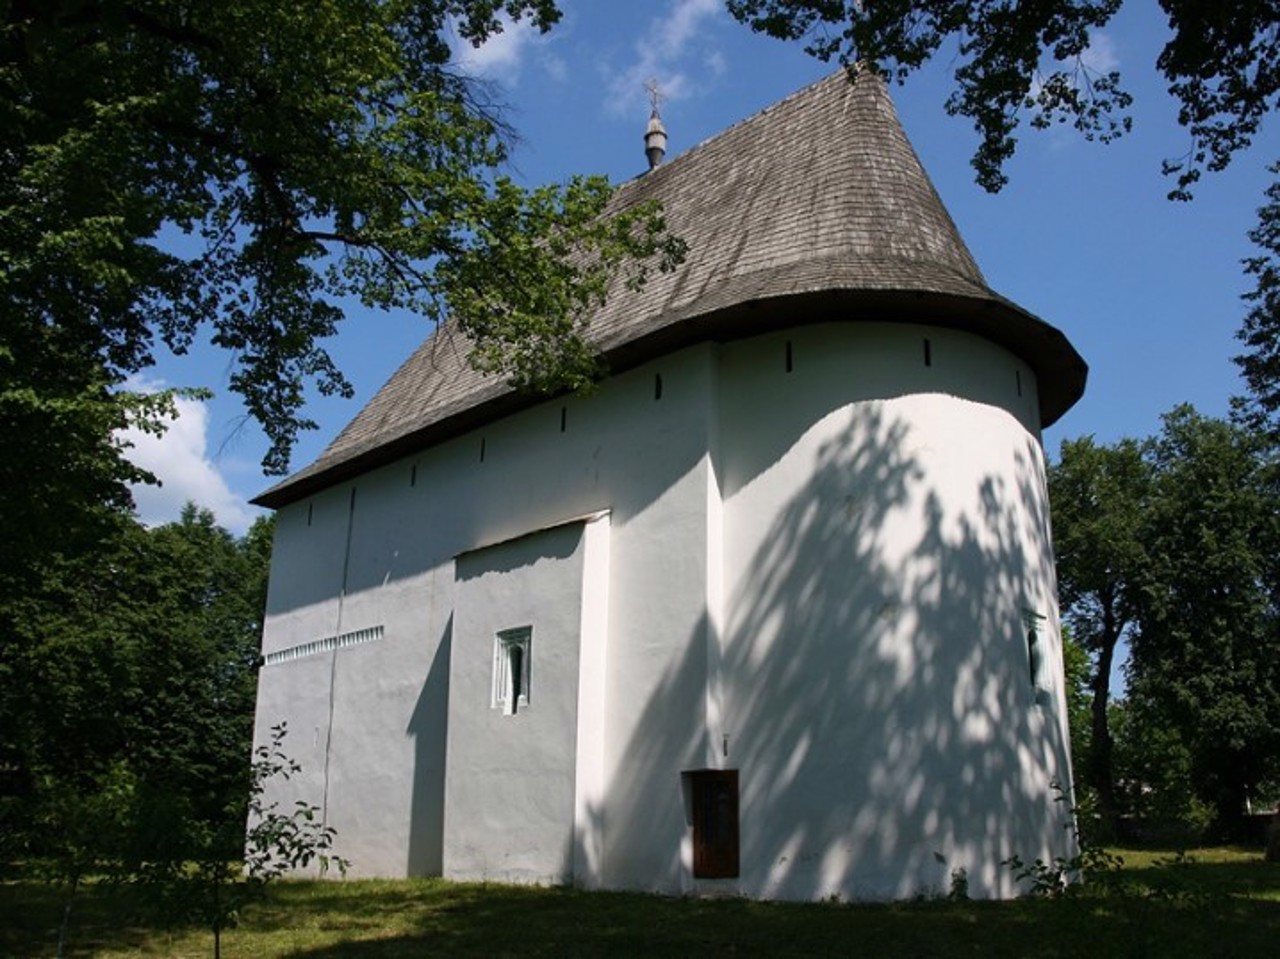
[127, 0, 1279, 539]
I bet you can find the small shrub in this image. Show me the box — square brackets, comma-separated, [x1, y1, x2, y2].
[132, 722, 349, 959]
[1004, 782, 1126, 898]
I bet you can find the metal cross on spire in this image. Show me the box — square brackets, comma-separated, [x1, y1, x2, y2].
[643, 78, 669, 170]
[644, 77, 666, 116]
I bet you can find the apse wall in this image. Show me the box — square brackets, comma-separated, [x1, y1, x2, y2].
[714, 321, 1073, 900]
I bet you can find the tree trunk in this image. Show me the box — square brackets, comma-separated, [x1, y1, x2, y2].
[1087, 618, 1120, 839]
[56, 876, 77, 959]
[1212, 770, 1251, 842]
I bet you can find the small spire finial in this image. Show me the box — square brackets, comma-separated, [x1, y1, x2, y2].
[643, 78, 668, 171]
[644, 77, 666, 115]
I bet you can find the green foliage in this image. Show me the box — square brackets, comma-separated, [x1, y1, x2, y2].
[130, 723, 348, 959]
[1059, 628, 1102, 835]
[241, 728, 348, 885]
[0, 346, 198, 597]
[1050, 407, 1280, 836]
[1110, 698, 1213, 843]
[1155, 2, 1280, 201]
[1050, 438, 1151, 638]
[1049, 436, 1151, 834]
[0, 507, 271, 862]
[724, 1, 1274, 198]
[1129, 406, 1280, 835]
[1236, 165, 1280, 443]
[26, 762, 136, 958]
[439, 177, 687, 394]
[1061, 628, 1091, 713]
[1, 0, 681, 478]
[1002, 842, 1127, 899]
[0, 507, 301, 956]
[1003, 781, 1127, 898]
[722, 3, 1280, 448]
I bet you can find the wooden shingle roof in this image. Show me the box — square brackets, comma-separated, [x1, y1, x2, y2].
[255, 69, 1085, 508]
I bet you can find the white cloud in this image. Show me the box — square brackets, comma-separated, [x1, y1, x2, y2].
[657, 0, 720, 52]
[452, 13, 566, 84]
[1081, 30, 1120, 74]
[119, 387, 262, 535]
[603, 0, 725, 117]
[542, 52, 568, 83]
[454, 16, 536, 79]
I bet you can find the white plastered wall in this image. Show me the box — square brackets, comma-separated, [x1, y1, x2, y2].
[445, 520, 588, 883]
[252, 320, 1074, 897]
[254, 346, 717, 881]
[714, 322, 1072, 900]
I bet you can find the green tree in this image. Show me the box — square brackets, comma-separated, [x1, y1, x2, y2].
[1236, 168, 1280, 443]
[131, 723, 346, 959]
[1, 1, 684, 610]
[1131, 406, 1280, 834]
[0, 507, 273, 861]
[1059, 629, 1093, 805]
[2, 1, 681, 471]
[725, 1, 1276, 197]
[1, 505, 274, 952]
[1110, 694, 1212, 841]
[1049, 435, 1151, 836]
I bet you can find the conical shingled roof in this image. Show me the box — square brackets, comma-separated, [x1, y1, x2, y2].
[255, 69, 1085, 508]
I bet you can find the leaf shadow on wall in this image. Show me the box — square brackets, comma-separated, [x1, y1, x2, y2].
[586, 401, 1071, 899]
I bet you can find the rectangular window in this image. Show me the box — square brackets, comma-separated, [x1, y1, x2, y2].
[492, 627, 532, 715]
[688, 769, 739, 878]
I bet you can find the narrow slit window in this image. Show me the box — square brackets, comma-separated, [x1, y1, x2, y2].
[1022, 608, 1046, 695]
[785, 340, 794, 373]
[480, 437, 486, 462]
[923, 338, 933, 367]
[306, 502, 313, 526]
[410, 463, 417, 487]
[654, 373, 663, 400]
[492, 627, 532, 715]
[560, 407, 567, 432]
[687, 769, 739, 878]
[1015, 369, 1023, 397]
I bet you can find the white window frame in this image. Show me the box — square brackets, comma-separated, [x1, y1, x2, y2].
[492, 626, 532, 715]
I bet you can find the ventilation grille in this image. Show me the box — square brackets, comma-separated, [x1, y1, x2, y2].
[263, 625, 385, 666]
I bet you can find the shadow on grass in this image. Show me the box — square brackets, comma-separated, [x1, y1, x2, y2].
[275, 884, 1280, 959]
[0, 877, 153, 958]
[4, 859, 1279, 958]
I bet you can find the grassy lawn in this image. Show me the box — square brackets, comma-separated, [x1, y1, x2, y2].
[2, 848, 1276, 958]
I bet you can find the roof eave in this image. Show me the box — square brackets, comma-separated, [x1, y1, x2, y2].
[252, 287, 1085, 510]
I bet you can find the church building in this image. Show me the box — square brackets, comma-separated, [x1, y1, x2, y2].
[251, 68, 1087, 900]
